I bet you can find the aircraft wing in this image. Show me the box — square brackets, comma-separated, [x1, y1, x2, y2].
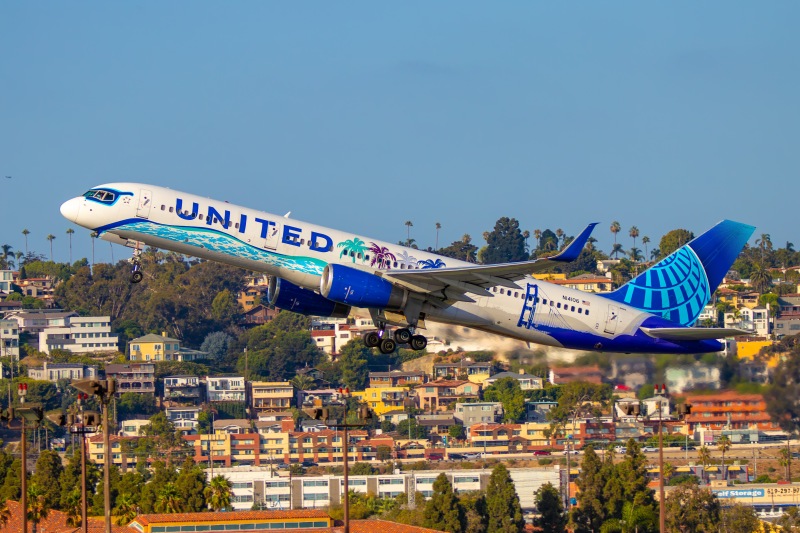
[639, 327, 749, 341]
[380, 223, 597, 302]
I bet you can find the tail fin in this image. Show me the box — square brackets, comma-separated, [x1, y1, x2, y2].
[606, 220, 755, 326]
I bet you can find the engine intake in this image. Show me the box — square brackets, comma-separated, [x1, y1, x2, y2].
[267, 277, 351, 318]
[320, 264, 408, 310]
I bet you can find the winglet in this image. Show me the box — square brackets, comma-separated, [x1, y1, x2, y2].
[550, 223, 598, 262]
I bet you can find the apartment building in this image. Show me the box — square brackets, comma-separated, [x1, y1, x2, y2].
[163, 375, 203, 405]
[0, 319, 20, 361]
[38, 315, 119, 354]
[683, 390, 783, 439]
[484, 369, 543, 390]
[415, 379, 481, 411]
[105, 363, 156, 396]
[27, 361, 98, 382]
[368, 370, 426, 388]
[165, 406, 202, 433]
[433, 360, 494, 382]
[352, 386, 411, 416]
[5, 310, 76, 335]
[250, 381, 295, 415]
[454, 402, 504, 427]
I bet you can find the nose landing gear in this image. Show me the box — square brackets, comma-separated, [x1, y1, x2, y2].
[129, 244, 144, 284]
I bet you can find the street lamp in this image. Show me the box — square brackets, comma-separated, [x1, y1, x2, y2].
[72, 378, 116, 533]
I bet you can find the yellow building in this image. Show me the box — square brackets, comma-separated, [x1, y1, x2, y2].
[87, 435, 143, 470]
[130, 509, 333, 533]
[352, 386, 410, 416]
[737, 340, 774, 361]
[129, 332, 181, 361]
[519, 422, 553, 447]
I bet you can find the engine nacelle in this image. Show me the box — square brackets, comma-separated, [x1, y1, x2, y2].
[320, 264, 408, 309]
[267, 277, 351, 318]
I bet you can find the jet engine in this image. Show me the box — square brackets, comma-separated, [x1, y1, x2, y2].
[267, 277, 351, 318]
[320, 264, 408, 309]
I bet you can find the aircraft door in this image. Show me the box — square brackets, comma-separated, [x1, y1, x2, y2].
[136, 189, 153, 218]
[604, 304, 619, 335]
[265, 222, 281, 250]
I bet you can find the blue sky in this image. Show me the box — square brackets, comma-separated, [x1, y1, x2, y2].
[1, 3, 798, 265]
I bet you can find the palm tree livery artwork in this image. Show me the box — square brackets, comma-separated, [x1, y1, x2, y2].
[369, 242, 396, 269]
[396, 250, 418, 269]
[418, 258, 446, 269]
[337, 237, 368, 263]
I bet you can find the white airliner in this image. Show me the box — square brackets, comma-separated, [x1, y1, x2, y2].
[61, 184, 754, 355]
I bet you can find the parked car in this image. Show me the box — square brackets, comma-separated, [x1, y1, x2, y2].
[532, 450, 552, 456]
[301, 460, 318, 467]
[680, 444, 697, 451]
[613, 446, 626, 454]
[642, 446, 658, 453]
[447, 453, 464, 460]
[462, 452, 482, 460]
[428, 453, 444, 461]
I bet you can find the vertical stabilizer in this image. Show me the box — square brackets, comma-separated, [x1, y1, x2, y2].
[606, 220, 755, 326]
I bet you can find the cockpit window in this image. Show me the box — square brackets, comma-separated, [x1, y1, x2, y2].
[83, 189, 118, 204]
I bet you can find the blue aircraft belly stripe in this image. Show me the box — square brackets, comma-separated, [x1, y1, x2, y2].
[96, 218, 327, 276]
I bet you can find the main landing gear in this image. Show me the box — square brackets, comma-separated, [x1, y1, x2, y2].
[129, 245, 144, 284]
[364, 325, 428, 354]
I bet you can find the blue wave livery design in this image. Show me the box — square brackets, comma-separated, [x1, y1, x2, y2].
[607, 220, 755, 326]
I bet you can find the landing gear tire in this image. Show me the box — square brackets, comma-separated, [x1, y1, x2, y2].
[364, 332, 381, 348]
[410, 335, 427, 351]
[130, 271, 144, 284]
[379, 338, 397, 354]
[394, 328, 412, 344]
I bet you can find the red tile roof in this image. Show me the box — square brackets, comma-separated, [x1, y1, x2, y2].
[0, 500, 136, 533]
[133, 508, 330, 525]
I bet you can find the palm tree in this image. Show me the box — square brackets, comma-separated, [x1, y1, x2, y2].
[46, 234, 56, 261]
[555, 228, 564, 248]
[610, 221, 621, 245]
[290, 374, 315, 391]
[156, 482, 183, 513]
[663, 461, 675, 482]
[650, 247, 660, 261]
[27, 483, 50, 533]
[629, 226, 639, 250]
[780, 447, 791, 481]
[435, 222, 441, 251]
[90, 231, 98, 267]
[205, 474, 233, 511]
[64, 488, 81, 527]
[611, 243, 624, 259]
[22, 228, 30, 255]
[66, 228, 75, 263]
[522, 230, 530, 252]
[0, 244, 12, 269]
[0, 501, 9, 528]
[642, 236, 650, 261]
[750, 263, 773, 294]
[718, 435, 731, 480]
[404, 220, 413, 246]
[533, 229, 542, 250]
[629, 247, 643, 262]
[114, 492, 139, 525]
[698, 445, 712, 482]
[14, 251, 22, 268]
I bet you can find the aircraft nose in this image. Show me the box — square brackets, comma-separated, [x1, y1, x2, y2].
[60, 197, 82, 223]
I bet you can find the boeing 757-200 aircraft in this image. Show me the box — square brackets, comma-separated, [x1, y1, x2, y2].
[61, 184, 754, 355]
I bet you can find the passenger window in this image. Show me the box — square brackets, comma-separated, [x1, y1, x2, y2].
[578, 309, 582, 314]
[169, 207, 174, 212]
[235, 223, 239, 229]
[160, 205, 165, 210]
[543, 299, 547, 304]
[500, 289, 505, 295]
[571, 306, 575, 312]
[199, 214, 204, 220]
[585, 310, 590, 316]
[557, 303, 561, 308]
[514, 292, 518, 298]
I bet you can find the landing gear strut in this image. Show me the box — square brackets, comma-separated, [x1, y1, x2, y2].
[364, 323, 428, 354]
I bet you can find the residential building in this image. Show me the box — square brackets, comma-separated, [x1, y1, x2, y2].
[0, 319, 20, 361]
[725, 307, 771, 336]
[27, 361, 98, 382]
[683, 390, 783, 439]
[352, 386, 411, 416]
[368, 370, 427, 388]
[238, 274, 268, 312]
[417, 413, 456, 436]
[105, 362, 156, 396]
[548, 365, 604, 385]
[484, 369, 543, 390]
[518, 421, 553, 448]
[163, 374, 204, 405]
[4, 310, 76, 335]
[523, 400, 558, 423]
[128, 332, 181, 361]
[665, 364, 721, 393]
[87, 434, 143, 470]
[16, 276, 56, 303]
[310, 322, 356, 356]
[0, 270, 13, 296]
[454, 402, 504, 427]
[215, 419, 253, 434]
[165, 406, 202, 432]
[207, 375, 246, 402]
[251, 381, 295, 415]
[609, 357, 653, 390]
[415, 379, 481, 411]
[468, 423, 527, 454]
[240, 304, 279, 327]
[185, 430, 262, 467]
[432, 360, 494, 383]
[549, 273, 613, 293]
[37, 314, 119, 354]
[297, 388, 344, 409]
[119, 419, 151, 437]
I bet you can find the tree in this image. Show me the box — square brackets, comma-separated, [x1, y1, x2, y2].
[114, 492, 139, 525]
[658, 229, 694, 258]
[641, 236, 651, 261]
[46, 234, 56, 261]
[533, 482, 566, 533]
[611, 243, 624, 259]
[404, 220, 414, 247]
[750, 263, 773, 294]
[610, 221, 621, 246]
[117, 391, 159, 420]
[22, 228, 30, 255]
[27, 483, 50, 533]
[449, 424, 465, 441]
[350, 462, 377, 476]
[438, 234, 478, 262]
[482, 377, 524, 422]
[718, 503, 760, 533]
[31, 450, 63, 510]
[570, 447, 606, 533]
[338, 338, 370, 390]
[200, 331, 233, 361]
[423, 473, 466, 532]
[485, 463, 524, 533]
[629, 226, 639, 250]
[66, 228, 75, 263]
[435, 222, 441, 251]
[397, 418, 429, 439]
[156, 482, 183, 513]
[663, 483, 720, 533]
[717, 435, 731, 478]
[210, 289, 239, 323]
[205, 474, 233, 511]
[483, 217, 527, 264]
[174, 457, 207, 512]
[765, 347, 800, 436]
[697, 446, 712, 481]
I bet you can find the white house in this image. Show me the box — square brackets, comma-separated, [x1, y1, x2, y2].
[38, 315, 119, 354]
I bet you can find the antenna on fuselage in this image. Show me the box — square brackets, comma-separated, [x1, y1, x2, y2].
[284, 212, 291, 218]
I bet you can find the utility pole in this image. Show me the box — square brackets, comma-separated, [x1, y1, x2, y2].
[13, 384, 43, 533]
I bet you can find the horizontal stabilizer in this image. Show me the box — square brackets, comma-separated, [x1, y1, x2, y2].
[640, 327, 749, 341]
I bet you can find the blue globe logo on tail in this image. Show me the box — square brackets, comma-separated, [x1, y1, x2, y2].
[616, 246, 710, 326]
